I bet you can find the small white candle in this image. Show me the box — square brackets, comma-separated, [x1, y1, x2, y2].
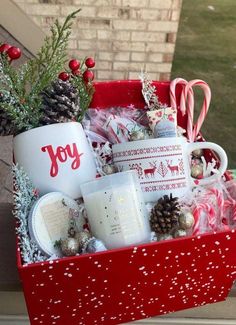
[81, 171, 150, 249]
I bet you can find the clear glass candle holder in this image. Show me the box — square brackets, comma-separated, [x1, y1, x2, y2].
[81, 170, 150, 249]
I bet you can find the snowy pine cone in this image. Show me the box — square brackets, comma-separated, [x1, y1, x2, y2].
[39, 79, 80, 125]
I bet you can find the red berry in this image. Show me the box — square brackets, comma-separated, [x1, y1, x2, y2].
[7, 46, 21, 60]
[0, 43, 11, 53]
[58, 72, 70, 81]
[83, 70, 94, 82]
[69, 59, 80, 71]
[72, 69, 81, 76]
[85, 57, 95, 68]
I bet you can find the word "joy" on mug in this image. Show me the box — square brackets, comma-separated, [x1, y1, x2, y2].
[41, 143, 84, 177]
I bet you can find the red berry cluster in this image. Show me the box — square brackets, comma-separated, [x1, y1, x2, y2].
[0, 43, 21, 61]
[58, 57, 95, 82]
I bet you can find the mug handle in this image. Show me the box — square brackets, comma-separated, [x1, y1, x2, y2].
[186, 142, 228, 186]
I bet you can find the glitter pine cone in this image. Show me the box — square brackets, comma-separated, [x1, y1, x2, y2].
[39, 79, 80, 125]
[150, 194, 181, 234]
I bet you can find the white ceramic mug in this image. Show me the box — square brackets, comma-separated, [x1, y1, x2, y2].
[112, 137, 228, 202]
[13, 122, 97, 198]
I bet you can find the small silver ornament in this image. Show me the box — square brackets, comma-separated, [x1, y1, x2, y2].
[61, 237, 79, 256]
[129, 130, 145, 141]
[179, 211, 195, 230]
[191, 157, 202, 166]
[192, 148, 203, 158]
[173, 229, 187, 238]
[102, 164, 118, 175]
[76, 231, 92, 252]
[191, 164, 203, 178]
[158, 233, 173, 241]
[85, 238, 107, 253]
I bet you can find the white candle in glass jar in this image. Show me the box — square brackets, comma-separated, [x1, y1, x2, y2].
[81, 171, 150, 249]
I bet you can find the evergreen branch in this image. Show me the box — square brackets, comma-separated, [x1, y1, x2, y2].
[0, 9, 81, 134]
[12, 164, 47, 264]
[71, 74, 95, 122]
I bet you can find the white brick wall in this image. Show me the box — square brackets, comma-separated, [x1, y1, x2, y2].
[12, 0, 182, 81]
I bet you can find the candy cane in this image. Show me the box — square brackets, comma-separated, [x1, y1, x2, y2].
[192, 202, 217, 235]
[224, 198, 236, 222]
[209, 188, 224, 219]
[184, 80, 211, 142]
[170, 78, 194, 116]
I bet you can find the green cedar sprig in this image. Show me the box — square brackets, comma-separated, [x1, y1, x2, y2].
[71, 71, 95, 122]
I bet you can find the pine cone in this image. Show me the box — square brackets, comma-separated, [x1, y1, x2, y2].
[39, 79, 80, 125]
[150, 194, 180, 234]
[0, 94, 16, 136]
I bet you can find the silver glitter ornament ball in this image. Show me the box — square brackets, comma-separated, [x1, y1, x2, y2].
[61, 237, 79, 256]
[179, 211, 195, 230]
[173, 229, 187, 238]
[85, 238, 107, 253]
[191, 164, 203, 178]
[102, 164, 118, 175]
[76, 231, 92, 252]
[192, 148, 203, 158]
[129, 130, 145, 141]
[158, 233, 173, 241]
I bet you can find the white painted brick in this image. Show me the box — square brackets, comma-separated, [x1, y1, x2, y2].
[114, 52, 130, 61]
[96, 61, 113, 70]
[78, 40, 96, 50]
[113, 31, 131, 41]
[113, 71, 127, 79]
[138, 9, 162, 20]
[99, 52, 114, 61]
[61, 6, 96, 17]
[113, 61, 143, 72]
[77, 29, 97, 39]
[132, 31, 165, 43]
[96, 7, 119, 19]
[73, 0, 112, 5]
[172, 0, 183, 9]
[113, 41, 145, 52]
[131, 52, 146, 62]
[129, 71, 159, 80]
[96, 40, 113, 51]
[77, 19, 91, 29]
[146, 42, 175, 53]
[89, 18, 111, 29]
[68, 39, 77, 49]
[97, 30, 113, 40]
[97, 70, 124, 80]
[122, 0, 149, 7]
[147, 53, 163, 63]
[113, 0, 123, 6]
[112, 20, 146, 31]
[171, 10, 181, 21]
[148, 21, 179, 32]
[73, 0, 97, 5]
[149, 0, 172, 9]
[145, 63, 172, 73]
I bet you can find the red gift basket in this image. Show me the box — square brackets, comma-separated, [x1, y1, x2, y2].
[17, 81, 236, 325]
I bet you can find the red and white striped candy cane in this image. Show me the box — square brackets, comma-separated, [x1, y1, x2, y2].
[184, 79, 211, 142]
[192, 202, 217, 235]
[170, 78, 193, 116]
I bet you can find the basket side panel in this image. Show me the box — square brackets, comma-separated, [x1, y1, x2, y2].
[19, 229, 236, 325]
